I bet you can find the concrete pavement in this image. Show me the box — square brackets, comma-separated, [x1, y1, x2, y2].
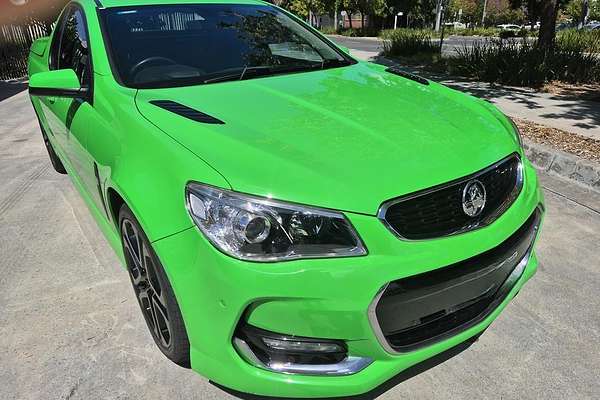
[1, 88, 600, 400]
[328, 35, 600, 141]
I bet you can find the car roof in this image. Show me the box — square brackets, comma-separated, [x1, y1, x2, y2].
[96, 0, 267, 8]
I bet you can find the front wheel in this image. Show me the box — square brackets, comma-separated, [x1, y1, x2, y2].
[119, 204, 190, 367]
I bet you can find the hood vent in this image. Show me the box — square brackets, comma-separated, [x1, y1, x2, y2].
[150, 100, 225, 124]
[385, 67, 429, 85]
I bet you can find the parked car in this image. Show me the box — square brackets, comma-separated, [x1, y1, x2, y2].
[584, 22, 600, 30]
[444, 21, 466, 29]
[28, 0, 544, 397]
[497, 24, 522, 31]
[524, 21, 540, 30]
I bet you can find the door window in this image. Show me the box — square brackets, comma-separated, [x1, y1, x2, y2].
[53, 7, 91, 87]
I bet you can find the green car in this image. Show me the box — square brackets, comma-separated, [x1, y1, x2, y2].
[28, 0, 544, 397]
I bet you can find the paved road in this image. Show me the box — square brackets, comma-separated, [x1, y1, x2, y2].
[1, 88, 599, 400]
[328, 35, 600, 140]
[327, 34, 496, 59]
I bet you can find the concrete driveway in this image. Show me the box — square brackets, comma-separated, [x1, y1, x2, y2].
[1, 87, 599, 400]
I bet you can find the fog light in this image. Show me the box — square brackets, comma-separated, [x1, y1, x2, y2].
[233, 324, 372, 376]
[262, 337, 344, 353]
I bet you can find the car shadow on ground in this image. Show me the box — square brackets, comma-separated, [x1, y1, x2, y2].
[212, 334, 481, 400]
[0, 79, 28, 102]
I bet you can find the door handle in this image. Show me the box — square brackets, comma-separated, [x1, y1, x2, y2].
[48, 97, 56, 104]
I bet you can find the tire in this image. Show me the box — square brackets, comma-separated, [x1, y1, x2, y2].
[38, 120, 67, 174]
[119, 204, 191, 368]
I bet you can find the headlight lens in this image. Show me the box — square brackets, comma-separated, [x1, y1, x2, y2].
[185, 183, 367, 262]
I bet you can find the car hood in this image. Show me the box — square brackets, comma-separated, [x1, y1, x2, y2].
[135, 62, 518, 215]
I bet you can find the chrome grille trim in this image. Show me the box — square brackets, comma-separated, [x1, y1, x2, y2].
[377, 153, 524, 241]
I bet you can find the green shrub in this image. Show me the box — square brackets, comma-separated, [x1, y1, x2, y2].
[382, 28, 440, 57]
[557, 29, 600, 53]
[319, 26, 339, 35]
[381, 28, 440, 39]
[336, 27, 380, 37]
[448, 38, 600, 86]
[448, 27, 500, 37]
[498, 30, 516, 39]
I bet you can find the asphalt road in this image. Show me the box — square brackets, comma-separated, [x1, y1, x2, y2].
[1, 88, 599, 400]
[327, 34, 499, 58]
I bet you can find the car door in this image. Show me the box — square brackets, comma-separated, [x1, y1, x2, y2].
[42, 5, 105, 213]
[47, 6, 94, 175]
[36, 8, 69, 150]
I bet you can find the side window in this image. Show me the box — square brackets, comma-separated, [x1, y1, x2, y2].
[49, 10, 69, 70]
[56, 8, 91, 86]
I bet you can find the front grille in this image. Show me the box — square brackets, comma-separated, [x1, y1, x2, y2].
[379, 154, 523, 240]
[372, 208, 541, 353]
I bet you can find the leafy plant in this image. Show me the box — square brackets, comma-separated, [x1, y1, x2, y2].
[336, 27, 381, 37]
[448, 38, 600, 86]
[557, 29, 600, 53]
[381, 29, 440, 57]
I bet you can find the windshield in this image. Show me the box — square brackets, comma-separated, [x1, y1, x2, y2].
[101, 4, 354, 88]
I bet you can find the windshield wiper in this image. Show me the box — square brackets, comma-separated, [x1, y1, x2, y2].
[320, 58, 352, 69]
[202, 66, 274, 84]
[202, 59, 352, 84]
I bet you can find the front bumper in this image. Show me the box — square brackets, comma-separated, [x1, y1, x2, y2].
[152, 159, 544, 398]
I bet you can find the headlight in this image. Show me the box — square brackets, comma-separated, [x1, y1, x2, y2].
[185, 182, 367, 262]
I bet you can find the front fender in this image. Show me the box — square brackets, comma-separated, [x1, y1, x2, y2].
[90, 75, 231, 243]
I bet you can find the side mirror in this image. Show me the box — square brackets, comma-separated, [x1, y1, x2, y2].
[29, 69, 87, 99]
[337, 45, 351, 55]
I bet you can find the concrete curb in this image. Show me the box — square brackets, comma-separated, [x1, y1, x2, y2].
[523, 140, 600, 192]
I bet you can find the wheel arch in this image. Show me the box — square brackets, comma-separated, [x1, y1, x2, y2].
[106, 186, 126, 230]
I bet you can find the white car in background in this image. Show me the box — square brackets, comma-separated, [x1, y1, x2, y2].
[524, 22, 540, 30]
[497, 24, 521, 31]
[444, 21, 467, 29]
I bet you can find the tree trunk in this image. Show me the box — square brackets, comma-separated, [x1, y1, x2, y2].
[347, 12, 353, 29]
[360, 12, 364, 29]
[580, 0, 589, 28]
[334, 1, 338, 32]
[538, 0, 558, 48]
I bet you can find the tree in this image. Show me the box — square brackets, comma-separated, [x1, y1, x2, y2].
[509, 0, 568, 49]
[564, 0, 600, 22]
[485, 0, 526, 24]
[538, 0, 561, 47]
[449, 0, 479, 23]
[526, 0, 543, 27]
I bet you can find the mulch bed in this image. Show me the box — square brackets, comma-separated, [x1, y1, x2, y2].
[540, 81, 600, 102]
[513, 117, 600, 163]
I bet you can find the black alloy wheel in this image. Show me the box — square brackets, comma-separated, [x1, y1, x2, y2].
[119, 204, 190, 367]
